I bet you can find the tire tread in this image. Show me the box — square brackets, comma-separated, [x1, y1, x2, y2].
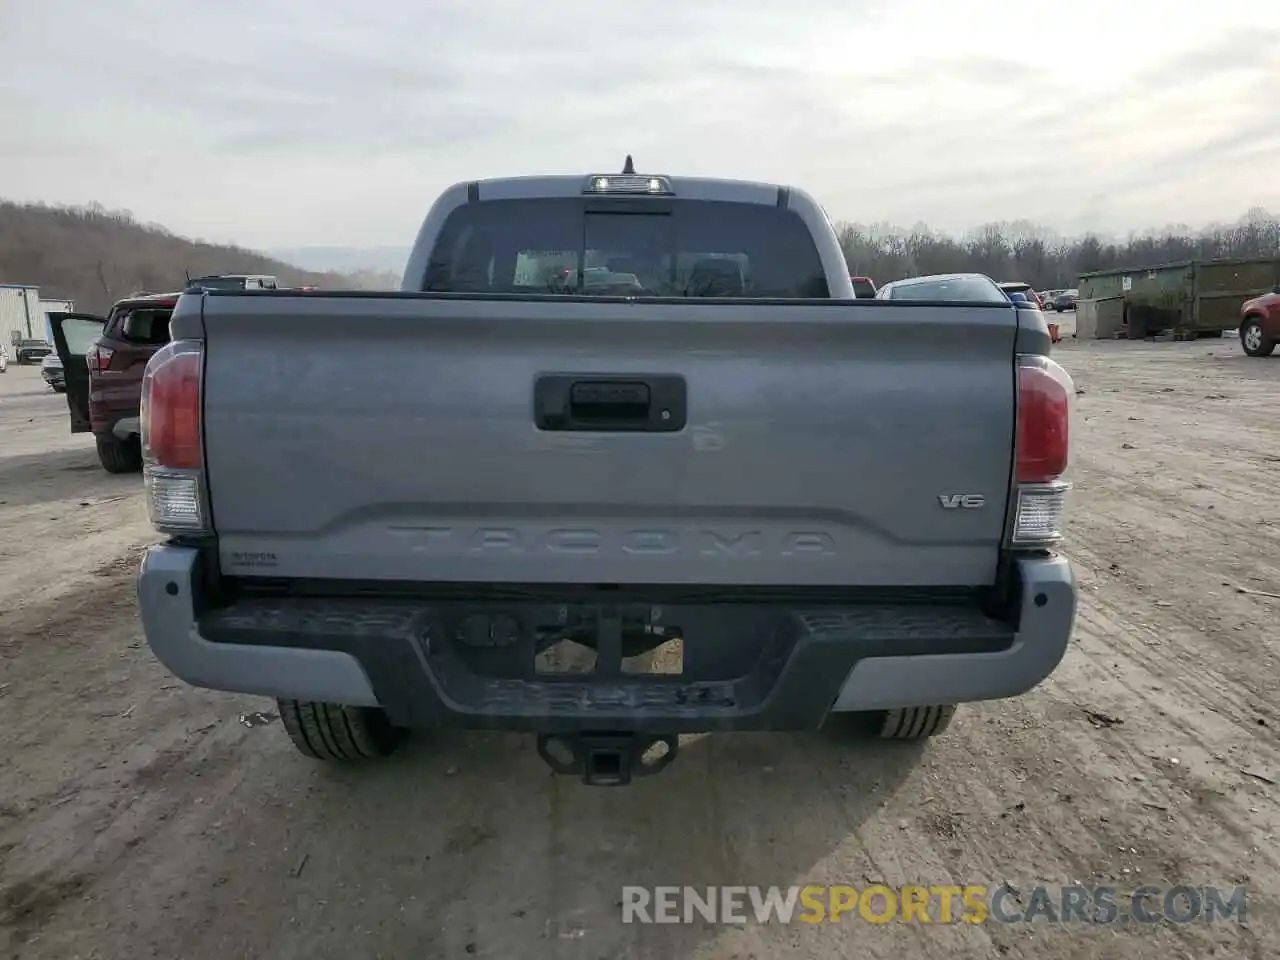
[277, 699, 402, 761]
[877, 705, 956, 740]
[95, 435, 142, 473]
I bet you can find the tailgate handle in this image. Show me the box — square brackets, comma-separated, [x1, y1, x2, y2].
[534, 374, 687, 433]
[570, 381, 650, 420]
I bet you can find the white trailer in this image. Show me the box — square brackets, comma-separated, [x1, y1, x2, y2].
[0, 284, 47, 351]
[38, 297, 75, 342]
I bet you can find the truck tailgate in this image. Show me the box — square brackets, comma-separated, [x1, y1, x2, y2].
[199, 295, 1017, 587]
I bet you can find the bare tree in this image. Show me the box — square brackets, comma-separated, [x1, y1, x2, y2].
[0, 200, 360, 312]
[3, 198, 1277, 311]
[832, 208, 1280, 288]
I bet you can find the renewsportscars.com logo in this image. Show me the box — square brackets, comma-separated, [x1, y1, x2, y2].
[620, 884, 1248, 926]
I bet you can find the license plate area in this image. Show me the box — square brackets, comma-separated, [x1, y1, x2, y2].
[435, 603, 775, 683]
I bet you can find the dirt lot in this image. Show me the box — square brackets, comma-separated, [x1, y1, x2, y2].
[2, 337, 1278, 960]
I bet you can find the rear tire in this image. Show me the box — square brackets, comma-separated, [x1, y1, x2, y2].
[51, 384, 67, 393]
[876, 705, 957, 740]
[277, 699, 405, 761]
[95, 435, 143, 473]
[1240, 318, 1275, 357]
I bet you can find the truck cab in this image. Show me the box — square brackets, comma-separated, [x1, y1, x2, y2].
[14, 338, 53, 364]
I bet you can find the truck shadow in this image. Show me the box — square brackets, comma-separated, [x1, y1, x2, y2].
[0, 446, 139, 510]
[254, 718, 929, 956]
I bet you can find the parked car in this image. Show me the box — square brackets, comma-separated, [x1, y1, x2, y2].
[998, 282, 1045, 309]
[850, 276, 877, 298]
[133, 163, 1076, 784]
[1052, 289, 1079, 312]
[1009, 289, 1062, 343]
[0, 344, 8, 373]
[1007, 283, 1049, 308]
[41, 353, 65, 391]
[14, 338, 53, 364]
[1239, 284, 1280, 358]
[876, 273, 1008, 302]
[47, 292, 178, 473]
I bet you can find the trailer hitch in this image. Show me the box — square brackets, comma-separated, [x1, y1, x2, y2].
[537, 732, 678, 786]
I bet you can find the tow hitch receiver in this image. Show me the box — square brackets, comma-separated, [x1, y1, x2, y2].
[537, 732, 679, 786]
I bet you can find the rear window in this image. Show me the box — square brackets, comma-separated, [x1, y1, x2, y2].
[422, 198, 830, 298]
[851, 278, 877, 298]
[110, 307, 172, 345]
[888, 277, 1005, 302]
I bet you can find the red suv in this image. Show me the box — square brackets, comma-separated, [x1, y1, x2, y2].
[1240, 285, 1280, 358]
[49, 292, 178, 472]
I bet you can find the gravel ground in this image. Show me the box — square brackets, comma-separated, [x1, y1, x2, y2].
[1, 334, 1278, 960]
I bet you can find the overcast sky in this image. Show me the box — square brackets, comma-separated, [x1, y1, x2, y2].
[2, 0, 1277, 250]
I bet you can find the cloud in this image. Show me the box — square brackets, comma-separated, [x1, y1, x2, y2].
[0, 0, 1277, 247]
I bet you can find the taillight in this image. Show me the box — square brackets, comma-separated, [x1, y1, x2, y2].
[86, 343, 114, 373]
[1017, 357, 1070, 482]
[141, 340, 208, 533]
[1010, 354, 1073, 548]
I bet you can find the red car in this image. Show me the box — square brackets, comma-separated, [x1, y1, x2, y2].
[1239, 285, 1280, 358]
[49, 292, 179, 472]
[850, 276, 877, 298]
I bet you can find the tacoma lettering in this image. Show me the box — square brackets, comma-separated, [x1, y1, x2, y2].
[389, 526, 837, 558]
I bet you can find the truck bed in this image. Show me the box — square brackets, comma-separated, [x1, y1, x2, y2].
[189, 293, 1019, 588]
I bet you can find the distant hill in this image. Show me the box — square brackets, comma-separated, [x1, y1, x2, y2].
[0, 200, 376, 314]
[269, 245, 408, 286]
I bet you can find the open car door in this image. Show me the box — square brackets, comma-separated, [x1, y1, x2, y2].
[48, 312, 106, 434]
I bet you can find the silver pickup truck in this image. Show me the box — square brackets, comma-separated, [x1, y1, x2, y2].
[136, 162, 1077, 785]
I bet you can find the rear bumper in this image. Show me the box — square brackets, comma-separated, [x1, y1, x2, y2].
[137, 547, 1076, 732]
[92, 416, 140, 440]
[89, 381, 142, 438]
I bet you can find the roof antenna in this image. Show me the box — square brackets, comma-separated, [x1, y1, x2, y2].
[622, 154, 635, 175]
